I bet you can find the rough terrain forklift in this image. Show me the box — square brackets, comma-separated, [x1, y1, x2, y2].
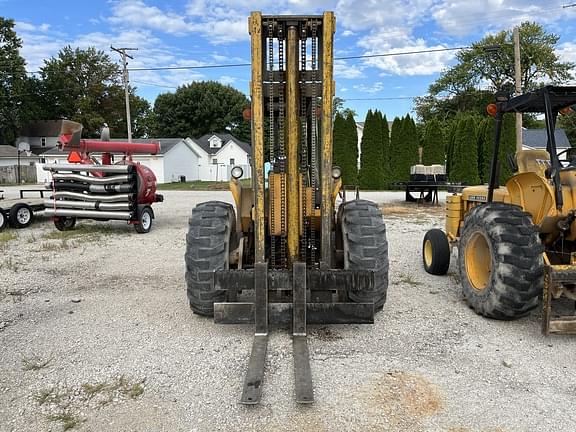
[185, 12, 389, 404]
[422, 86, 576, 335]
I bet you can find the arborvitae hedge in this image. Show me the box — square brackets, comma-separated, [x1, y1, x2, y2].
[499, 113, 516, 183]
[345, 111, 359, 184]
[422, 118, 445, 165]
[389, 116, 403, 182]
[333, 112, 358, 185]
[359, 110, 385, 189]
[451, 116, 479, 185]
[381, 114, 391, 188]
[476, 118, 489, 183]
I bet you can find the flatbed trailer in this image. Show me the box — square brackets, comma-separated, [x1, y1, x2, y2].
[0, 189, 47, 230]
[393, 181, 445, 205]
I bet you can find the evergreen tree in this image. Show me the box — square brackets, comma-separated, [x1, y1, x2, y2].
[359, 110, 384, 189]
[476, 118, 489, 182]
[499, 113, 517, 183]
[482, 117, 496, 184]
[389, 117, 403, 182]
[333, 112, 358, 185]
[345, 112, 360, 183]
[381, 114, 391, 188]
[422, 118, 445, 165]
[391, 114, 419, 182]
[451, 116, 479, 184]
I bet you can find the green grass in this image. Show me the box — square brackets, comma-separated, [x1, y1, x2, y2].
[21, 354, 53, 371]
[157, 179, 251, 191]
[0, 256, 19, 272]
[0, 231, 17, 250]
[47, 412, 84, 431]
[81, 375, 146, 403]
[397, 273, 423, 287]
[42, 224, 127, 241]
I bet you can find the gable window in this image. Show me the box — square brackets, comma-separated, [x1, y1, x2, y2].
[209, 136, 222, 148]
[229, 158, 235, 165]
[41, 137, 47, 147]
[212, 158, 218, 165]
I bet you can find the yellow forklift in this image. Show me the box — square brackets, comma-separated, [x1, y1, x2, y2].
[185, 12, 388, 404]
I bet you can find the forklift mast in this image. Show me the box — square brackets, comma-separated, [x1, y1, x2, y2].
[249, 12, 335, 269]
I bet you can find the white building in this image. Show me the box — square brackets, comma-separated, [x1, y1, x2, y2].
[188, 133, 252, 181]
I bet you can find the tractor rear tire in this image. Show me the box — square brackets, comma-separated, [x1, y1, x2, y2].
[423, 229, 451, 275]
[458, 202, 543, 320]
[185, 201, 235, 316]
[340, 199, 389, 311]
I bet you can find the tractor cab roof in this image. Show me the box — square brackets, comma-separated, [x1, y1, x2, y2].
[500, 85, 576, 114]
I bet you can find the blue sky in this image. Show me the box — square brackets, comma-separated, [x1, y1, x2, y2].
[2, 0, 576, 122]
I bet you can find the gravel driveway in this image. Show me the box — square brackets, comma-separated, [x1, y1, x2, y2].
[0, 189, 575, 432]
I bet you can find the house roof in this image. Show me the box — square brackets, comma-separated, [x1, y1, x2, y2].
[39, 138, 186, 156]
[19, 120, 63, 137]
[194, 133, 251, 155]
[523, 128, 571, 149]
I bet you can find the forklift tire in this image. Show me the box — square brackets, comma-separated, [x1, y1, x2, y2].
[9, 203, 33, 229]
[185, 201, 235, 316]
[340, 199, 389, 310]
[423, 229, 451, 275]
[0, 209, 6, 231]
[134, 207, 153, 234]
[458, 202, 543, 320]
[54, 217, 76, 231]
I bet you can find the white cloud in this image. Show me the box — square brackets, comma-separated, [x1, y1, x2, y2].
[557, 42, 576, 64]
[109, 0, 192, 36]
[219, 75, 237, 85]
[353, 81, 384, 93]
[336, 0, 434, 32]
[432, 0, 570, 36]
[341, 30, 355, 37]
[357, 27, 457, 76]
[334, 59, 363, 79]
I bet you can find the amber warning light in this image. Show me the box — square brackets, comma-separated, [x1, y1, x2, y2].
[486, 103, 498, 117]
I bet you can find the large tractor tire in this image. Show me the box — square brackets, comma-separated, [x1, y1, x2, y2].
[458, 202, 543, 320]
[339, 199, 389, 310]
[185, 201, 236, 316]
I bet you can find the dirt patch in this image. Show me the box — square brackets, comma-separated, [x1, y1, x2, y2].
[360, 371, 443, 429]
[380, 203, 444, 217]
[309, 326, 343, 341]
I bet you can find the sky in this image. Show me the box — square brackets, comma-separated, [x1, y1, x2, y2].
[2, 0, 576, 122]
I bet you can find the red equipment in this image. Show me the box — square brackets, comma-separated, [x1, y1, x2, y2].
[43, 120, 163, 233]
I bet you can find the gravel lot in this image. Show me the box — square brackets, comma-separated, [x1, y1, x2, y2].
[1, 188, 575, 432]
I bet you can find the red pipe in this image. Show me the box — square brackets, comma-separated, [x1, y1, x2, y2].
[59, 134, 160, 155]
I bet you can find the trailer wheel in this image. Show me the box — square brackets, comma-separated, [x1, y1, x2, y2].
[185, 201, 235, 316]
[9, 203, 33, 228]
[339, 199, 389, 311]
[54, 217, 76, 231]
[134, 207, 153, 234]
[458, 203, 543, 320]
[0, 209, 6, 231]
[423, 229, 451, 275]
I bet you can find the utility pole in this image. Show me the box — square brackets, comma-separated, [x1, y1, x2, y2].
[513, 27, 522, 152]
[111, 46, 138, 142]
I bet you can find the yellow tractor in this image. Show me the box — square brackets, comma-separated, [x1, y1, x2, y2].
[422, 86, 576, 335]
[185, 12, 388, 404]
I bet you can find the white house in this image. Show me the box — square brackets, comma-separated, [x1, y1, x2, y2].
[189, 133, 252, 181]
[36, 138, 200, 184]
[18, 120, 62, 153]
